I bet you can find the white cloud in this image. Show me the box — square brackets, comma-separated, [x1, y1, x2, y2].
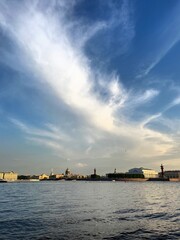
[108, 77, 128, 108]
[166, 96, 180, 110]
[1, 1, 179, 170]
[10, 118, 70, 142]
[140, 113, 162, 129]
[76, 163, 88, 168]
[0, 0, 136, 133]
[136, 89, 159, 103]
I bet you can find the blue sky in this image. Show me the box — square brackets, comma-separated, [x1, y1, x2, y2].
[0, 0, 180, 175]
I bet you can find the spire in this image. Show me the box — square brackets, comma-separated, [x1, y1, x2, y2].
[50, 168, 54, 176]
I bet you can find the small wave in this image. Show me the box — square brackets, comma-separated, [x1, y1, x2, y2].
[114, 208, 144, 214]
[103, 228, 180, 240]
[142, 212, 167, 219]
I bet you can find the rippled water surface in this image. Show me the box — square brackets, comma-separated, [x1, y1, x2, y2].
[0, 181, 179, 239]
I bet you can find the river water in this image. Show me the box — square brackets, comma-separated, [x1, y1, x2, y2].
[0, 181, 179, 239]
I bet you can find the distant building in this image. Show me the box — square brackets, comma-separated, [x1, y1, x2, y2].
[106, 172, 144, 179]
[128, 167, 158, 178]
[49, 174, 64, 180]
[65, 168, 71, 177]
[72, 174, 87, 179]
[39, 174, 49, 180]
[163, 170, 180, 179]
[0, 171, 18, 181]
[18, 175, 31, 180]
[0, 172, 4, 179]
[91, 168, 100, 179]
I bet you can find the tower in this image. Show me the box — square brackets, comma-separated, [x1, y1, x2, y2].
[50, 168, 54, 176]
[160, 164, 164, 178]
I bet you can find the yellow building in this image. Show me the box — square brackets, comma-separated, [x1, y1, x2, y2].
[0, 171, 18, 181]
[0, 172, 4, 179]
[39, 173, 49, 180]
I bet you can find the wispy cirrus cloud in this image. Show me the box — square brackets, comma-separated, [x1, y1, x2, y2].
[137, 39, 179, 78]
[10, 118, 70, 142]
[10, 118, 74, 159]
[0, 0, 140, 134]
[137, 2, 180, 78]
[140, 94, 180, 129]
[1, 0, 179, 171]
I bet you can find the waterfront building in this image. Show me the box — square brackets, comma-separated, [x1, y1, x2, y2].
[128, 167, 158, 178]
[0, 172, 4, 179]
[65, 168, 77, 179]
[39, 174, 49, 180]
[65, 168, 72, 177]
[0, 171, 18, 181]
[30, 175, 39, 180]
[91, 168, 100, 179]
[106, 172, 144, 179]
[72, 174, 87, 179]
[163, 170, 180, 179]
[49, 174, 64, 180]
[18, 175, 31, 180]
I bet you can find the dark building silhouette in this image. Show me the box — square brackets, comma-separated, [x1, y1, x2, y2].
[91, 168, 100, 179]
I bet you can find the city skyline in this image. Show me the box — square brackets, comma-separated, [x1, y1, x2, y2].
[0, 0, 180, 174]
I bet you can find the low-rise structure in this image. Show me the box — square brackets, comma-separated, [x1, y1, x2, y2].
[107, 172, 144, 179]
[128, 167, 158, 178]
[0, 172, 4, 179]
[163, 170, 180, 179]
[0, 171, 18, 181]
[39, 173, 49, 180]
[75, 174, 87, 179]
[49, 174, 64, 180]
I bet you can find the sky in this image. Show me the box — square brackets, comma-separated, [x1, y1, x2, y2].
[0, 0, 180, 175]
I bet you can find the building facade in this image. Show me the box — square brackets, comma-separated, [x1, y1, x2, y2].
[164, 170, 180, 179]
[39, 174, 49, 180]
[0, 171, 18, 181]
[0, 172, 4, 179]
[128, 168, 158, 178]
[65, 168, 72, 177]
[49, 174, 64, 180]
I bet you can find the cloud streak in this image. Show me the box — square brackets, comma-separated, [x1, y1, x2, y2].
[1, 0, 180, 171]
[137, 2, 180, 78]
[0, 0, 139, 134]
